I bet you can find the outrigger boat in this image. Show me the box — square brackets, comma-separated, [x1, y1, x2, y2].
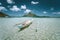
[15, 19, 33, 32]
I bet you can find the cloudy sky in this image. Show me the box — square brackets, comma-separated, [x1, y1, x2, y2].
[0, 0, 60, 16]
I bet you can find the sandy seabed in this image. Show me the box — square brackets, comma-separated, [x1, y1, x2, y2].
[0, 17, 60, 40]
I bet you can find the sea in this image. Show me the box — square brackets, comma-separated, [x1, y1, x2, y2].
[0, 17, 60, 40]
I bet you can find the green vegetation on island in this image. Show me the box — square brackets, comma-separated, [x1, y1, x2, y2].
[0, 12, 9, 17]
[23, 12, 50, 18]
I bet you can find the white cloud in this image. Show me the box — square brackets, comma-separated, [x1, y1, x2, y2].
[50, 8, 54, 10]
[21, 5, 26, 9]
[43, 11, 47, 14]
[0, 6, 7, 11]
[7, 0, 15, 4]
[24, 9, 31, 13]
[52, 12, 60, 14]
[10, 5, 21, 11]
[31, 1, 39, 4]
[7, 5, 11, 8]
[0, 3, 2, 5]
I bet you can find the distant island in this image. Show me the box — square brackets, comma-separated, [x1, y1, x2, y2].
[23, 12, 50, 18]
[0, 12, 60, 18]
[0, 12, 9, 17]
[22, 12, 60, 18]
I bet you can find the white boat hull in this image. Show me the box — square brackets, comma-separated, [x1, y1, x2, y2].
[15, 19, 33, 32]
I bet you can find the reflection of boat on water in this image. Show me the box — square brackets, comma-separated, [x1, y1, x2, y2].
[15, 19, 33, 32]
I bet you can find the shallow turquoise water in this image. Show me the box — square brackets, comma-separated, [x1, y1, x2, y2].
[0, 18, 60, 40]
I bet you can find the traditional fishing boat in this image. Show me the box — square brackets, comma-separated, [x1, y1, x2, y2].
[15, 19, 33, 32]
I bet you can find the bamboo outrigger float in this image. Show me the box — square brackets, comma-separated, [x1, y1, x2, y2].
[15, 19, 33, 32]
